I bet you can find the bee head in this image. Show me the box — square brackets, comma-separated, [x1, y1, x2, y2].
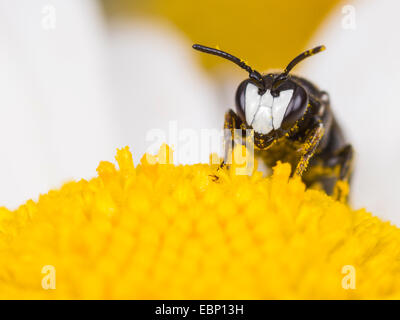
[192, 44, 325, 144]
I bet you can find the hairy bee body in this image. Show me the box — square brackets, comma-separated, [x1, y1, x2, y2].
[224, 73, 353, 197]
[193, 44, 354, 199]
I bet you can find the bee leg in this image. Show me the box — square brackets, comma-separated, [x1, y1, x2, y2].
[304, 145, 354, 200]
[295, 122, 325, 177]
[210, 110, 244, 181]
[329, 145, 354, 201]
[223, 109, 245, 165]
[330, 145, 354, 180]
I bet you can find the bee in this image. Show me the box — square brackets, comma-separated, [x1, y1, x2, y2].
[192, 44, 353, 199]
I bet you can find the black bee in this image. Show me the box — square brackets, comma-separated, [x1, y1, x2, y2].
[192, 44, 353, 199]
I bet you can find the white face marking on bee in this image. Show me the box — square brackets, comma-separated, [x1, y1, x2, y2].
[245, 83, 293, 134]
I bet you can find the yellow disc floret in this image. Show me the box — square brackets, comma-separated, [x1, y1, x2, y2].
[0, 145, 399, 299]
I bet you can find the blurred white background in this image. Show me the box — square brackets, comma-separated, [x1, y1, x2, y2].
[0, 0, 399, 225]
[0, 0, 222, 208]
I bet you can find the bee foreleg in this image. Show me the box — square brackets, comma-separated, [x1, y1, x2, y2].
[295, 122, 325, 177]
[223, 109, 246, 164]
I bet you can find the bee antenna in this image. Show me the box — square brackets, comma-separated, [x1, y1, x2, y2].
[272, 45, 326, 91]
[192, 44, 264, 87]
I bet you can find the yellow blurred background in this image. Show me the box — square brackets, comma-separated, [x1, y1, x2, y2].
[103, 0, 339, 70]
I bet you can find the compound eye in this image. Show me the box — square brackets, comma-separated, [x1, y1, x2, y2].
[235, 80, 249, 121]
[280, 85, 308, 130]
